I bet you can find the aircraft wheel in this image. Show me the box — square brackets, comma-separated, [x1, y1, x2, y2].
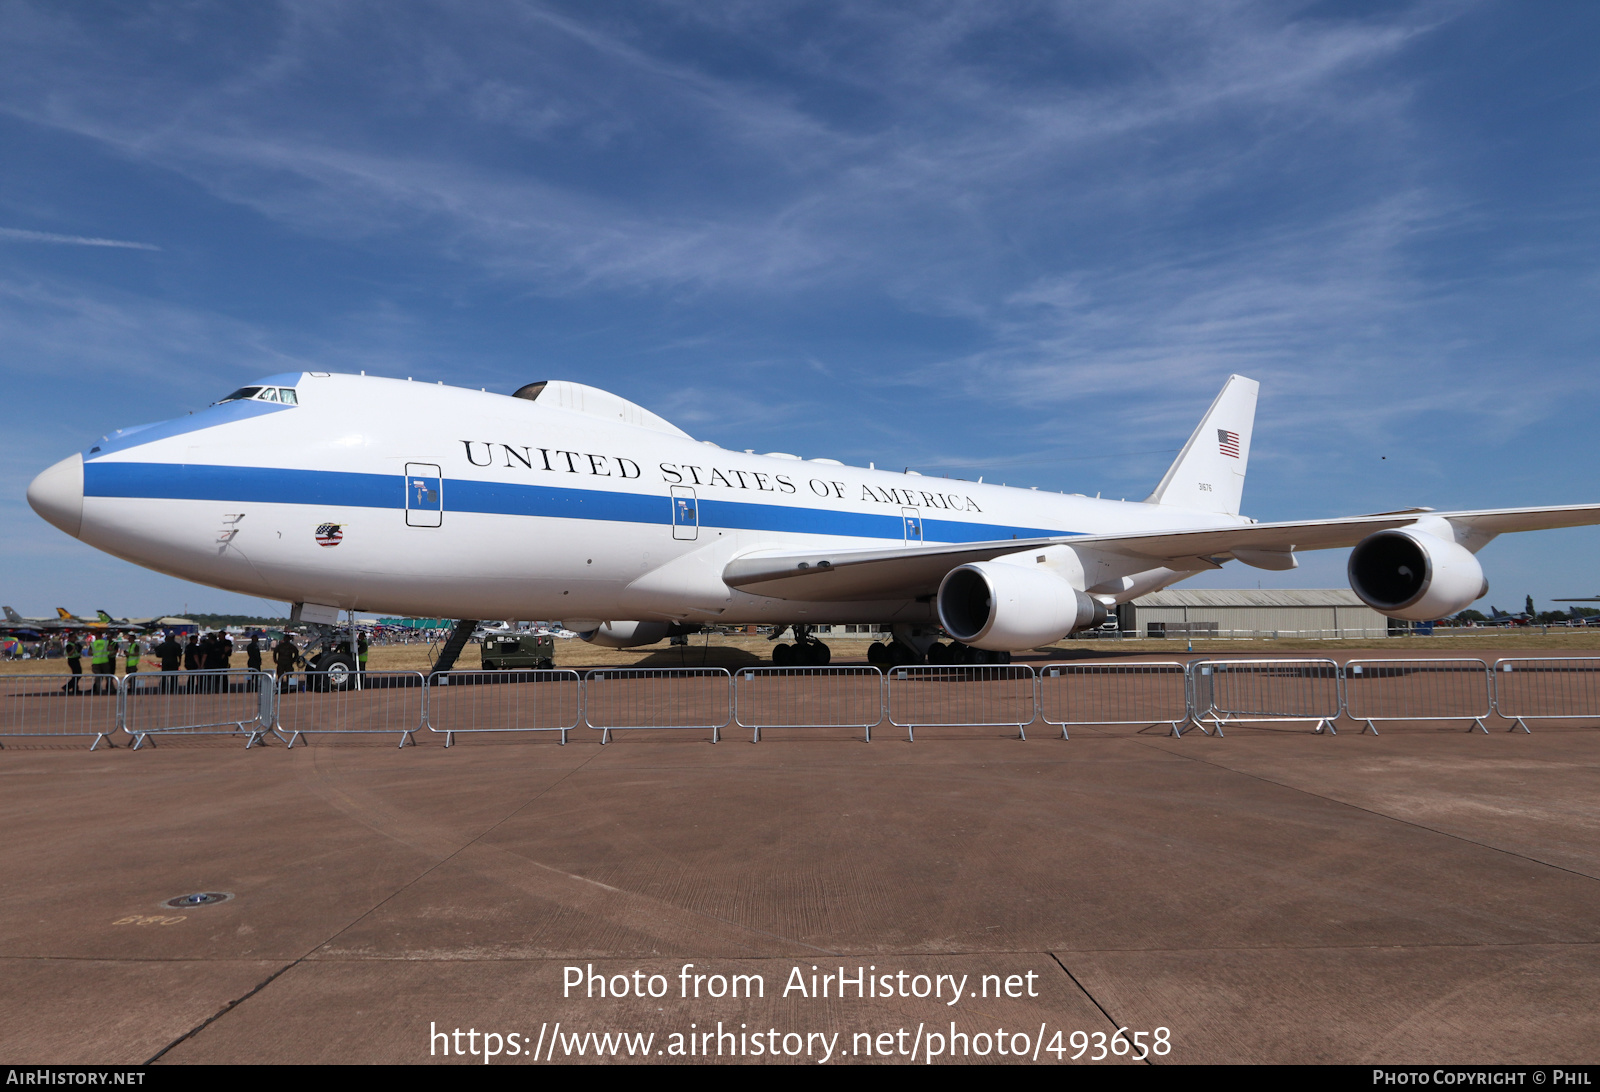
[889, 641, 917, 667]
[807, 641, 831, 666]
[867, 641, 890, 666]
[772, 642, 794, 666]
[926, 642, 951, 665]
[317, 652, 357, 691]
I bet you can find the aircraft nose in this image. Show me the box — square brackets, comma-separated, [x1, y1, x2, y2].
[27, 453, 84, 539]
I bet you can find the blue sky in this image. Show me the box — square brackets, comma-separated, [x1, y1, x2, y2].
[2, 1, 1597, 618]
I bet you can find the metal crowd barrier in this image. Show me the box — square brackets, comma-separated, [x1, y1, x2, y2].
[733, 666, 884, 742]
[424, 669, 583, 746]
[123, 670, 275, 748]
[18, 654, 1600, 755]
[274, 670, 427, 748]
[1187, 658, 1342, 735]
[0, 673, 123, 749]
[1038, 661, 1189, 738]
[1492, 658, 1600, 733]
[1343, 658, 1493, 734]
[886, 664, 1037, 741]
[583, 667, 732, 743]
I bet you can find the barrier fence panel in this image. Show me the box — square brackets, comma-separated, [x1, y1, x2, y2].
[1187, 659, 1342, 735]
[583, 668, 732, 743]
[424, 669, 583, 746]
[275, 670, 427, 748]
[1038, 661, 1190, 739]
[733, 667, 885, 742]
[1343, 658, 1493, 734]
[123, 670, 275, 749]
[886, 665, 1038, 741]
[1493, 658, 1600, 733]
[0, 674, 123, 749]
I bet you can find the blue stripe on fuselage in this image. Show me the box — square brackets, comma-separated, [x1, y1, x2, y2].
[82, 461, 1078, 543]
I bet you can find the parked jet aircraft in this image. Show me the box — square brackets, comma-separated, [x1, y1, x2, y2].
[25, 372, 1600, 673]
[0, 606, 142, 634]
[1, 606, 72, 635]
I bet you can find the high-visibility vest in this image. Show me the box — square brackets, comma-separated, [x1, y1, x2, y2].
[91, 637, 110, 665]
[65, 640, 80, 661]
[126, 640, 141, 667]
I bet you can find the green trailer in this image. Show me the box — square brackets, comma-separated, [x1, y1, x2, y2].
[480, 633, 555, 670]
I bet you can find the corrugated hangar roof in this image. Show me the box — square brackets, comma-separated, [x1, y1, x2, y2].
[1132, 588, 1369, 608]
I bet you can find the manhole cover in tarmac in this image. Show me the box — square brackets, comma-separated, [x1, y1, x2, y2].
[162, 892, 233, 909]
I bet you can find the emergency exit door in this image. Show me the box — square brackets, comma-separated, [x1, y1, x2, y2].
[405, 463, 443, 527]
[902, 508, 923, 543]
[671, 486, 698, 540]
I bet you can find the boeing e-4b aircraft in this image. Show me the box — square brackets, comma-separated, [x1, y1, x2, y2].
[26, 373, 1600, 672]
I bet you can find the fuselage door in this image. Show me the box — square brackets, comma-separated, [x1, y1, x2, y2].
[671, 486, 699, 541]
[405, 463, 443, 527]
[902, 508, 923, 544]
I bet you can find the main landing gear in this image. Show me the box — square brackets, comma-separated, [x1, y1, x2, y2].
[867, 639, 1010, 667]
[770, 624, 832, 667]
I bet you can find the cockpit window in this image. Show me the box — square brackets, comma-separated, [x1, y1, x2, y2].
[214, 385, 299, 406]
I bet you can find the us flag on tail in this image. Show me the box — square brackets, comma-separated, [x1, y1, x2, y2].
[1217, 429, 1240, 458]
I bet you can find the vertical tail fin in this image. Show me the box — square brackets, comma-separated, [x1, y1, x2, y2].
[1144, 374, 1258, 516]
[3, 607, 20, 623]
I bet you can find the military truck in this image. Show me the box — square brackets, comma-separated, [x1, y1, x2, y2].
[479, 633, 555, 670]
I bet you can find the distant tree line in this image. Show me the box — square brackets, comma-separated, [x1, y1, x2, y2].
[185, 613, 289, 628]
[1453, 607, 1599, 624]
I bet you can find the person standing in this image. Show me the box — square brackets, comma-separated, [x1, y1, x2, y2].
[197, 633, 219, 692]
[62, 633, 83, 694]
[183, 634, 201, 692]
[124, 635, 141, 678]
[89, 633, 113, 695]
[245, 635, 263, 691]
[273, 634, 302, 691]
[156, 631, 183, 693]
[357, 632, 370, 677]
[214, 633, 233, 692]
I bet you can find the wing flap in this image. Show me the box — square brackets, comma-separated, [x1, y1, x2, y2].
[724, 536, 1067, 602]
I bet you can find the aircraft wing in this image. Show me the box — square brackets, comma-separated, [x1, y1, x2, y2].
[725, 536, 1074, 601]
[723, 503, 1600, 602]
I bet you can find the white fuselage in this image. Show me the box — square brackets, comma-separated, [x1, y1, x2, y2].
[56, 373, 1245, 624]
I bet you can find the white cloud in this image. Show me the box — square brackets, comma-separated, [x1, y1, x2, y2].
[0, 0, 1440, 298]
[0, 227, 160, 250]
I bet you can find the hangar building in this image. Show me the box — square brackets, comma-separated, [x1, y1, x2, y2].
[1118, 588, 1389, 639]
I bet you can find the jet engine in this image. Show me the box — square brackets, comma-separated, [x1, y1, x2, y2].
[579, 620, 671, 648]
[936, 562, 1106, 652]
[578, 620, 705, 648]
[1347, 528, 1487, 622]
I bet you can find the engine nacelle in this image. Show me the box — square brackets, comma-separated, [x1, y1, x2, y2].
[937, 562, 1105, 652]
[1347, 528, 1487, 622]
[579, 620, 671, 648]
